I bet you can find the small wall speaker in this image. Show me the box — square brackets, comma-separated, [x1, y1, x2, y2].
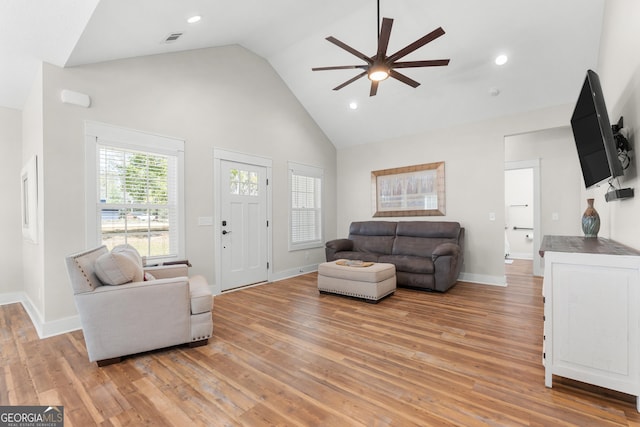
[61, 89, 91, 108]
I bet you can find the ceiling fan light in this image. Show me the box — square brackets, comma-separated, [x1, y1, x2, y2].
[368, 65, 390, 82]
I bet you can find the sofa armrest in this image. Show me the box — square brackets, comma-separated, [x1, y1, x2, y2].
[325, 238, 354, 261]
[74, 278, 191, 361]
[431, 242, 460, 260]
[144, 264, 189, 279]
[327, 238, 353, 251]
[431, 243, 463, 292]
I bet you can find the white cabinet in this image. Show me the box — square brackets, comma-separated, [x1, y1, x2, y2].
[540, 236, 640, 411]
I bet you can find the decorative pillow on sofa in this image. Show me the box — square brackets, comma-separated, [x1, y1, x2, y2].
[94, 245, 144, 285]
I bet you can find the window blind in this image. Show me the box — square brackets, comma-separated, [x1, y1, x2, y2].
[289, 162, 323, 250]
[97, 144, 179, 259]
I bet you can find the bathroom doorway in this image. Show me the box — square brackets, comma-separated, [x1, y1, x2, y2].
[504, 126, 581, 278]
[504, 160, 541, 276]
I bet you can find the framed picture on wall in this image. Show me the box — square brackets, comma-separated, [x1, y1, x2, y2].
[21, 155, 38, 243]
[371, 161, 445, 217]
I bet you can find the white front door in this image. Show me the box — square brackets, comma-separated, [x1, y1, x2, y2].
[219, 160, 268, 290]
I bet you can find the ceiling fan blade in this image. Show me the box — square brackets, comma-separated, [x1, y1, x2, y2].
[326, 36, 373, 64]
[389, 70, 421, 88]
[370, 80, 379, 97]
[333, 71, 368, 91]
[393, 59, 450, 68]
[375, 18, 394, 61]
[312, 65, 368, 71]
[387, 27, 446, 63]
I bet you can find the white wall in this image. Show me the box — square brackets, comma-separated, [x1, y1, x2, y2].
[337, 104, 573, 285]
[596, 0, 640, 247]
[22, 65, 45, 319]
[36, 45, 336, 324]
[0, 106, 23, 297]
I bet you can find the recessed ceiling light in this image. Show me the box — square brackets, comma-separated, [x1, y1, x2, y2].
[495, 54, 508, 66]
[349, 102, 358, 110]
[187, 15, 201, 24]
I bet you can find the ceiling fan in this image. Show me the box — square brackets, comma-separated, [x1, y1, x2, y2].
[312, 1, 450, 96]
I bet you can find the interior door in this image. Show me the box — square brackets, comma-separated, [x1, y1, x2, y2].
[220, 160, 268, 290]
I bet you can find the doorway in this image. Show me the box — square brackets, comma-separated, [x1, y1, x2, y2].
[214, 149, 272, 293]
[504, 160, 542, 277]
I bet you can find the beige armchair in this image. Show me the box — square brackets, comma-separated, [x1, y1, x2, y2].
[65, 245, 213, 366]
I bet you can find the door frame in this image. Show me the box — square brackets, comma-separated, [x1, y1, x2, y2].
[213, 148, 273, 295]
[505, 159, 542, 277]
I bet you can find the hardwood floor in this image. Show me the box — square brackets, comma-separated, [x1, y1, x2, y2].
[2, 261, 640, 426]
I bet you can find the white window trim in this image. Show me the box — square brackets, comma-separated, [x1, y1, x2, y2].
[85, 121, 185, 261]
[288, 161, 324, 251]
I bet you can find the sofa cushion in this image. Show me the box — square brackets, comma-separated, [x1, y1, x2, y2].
[395, 221, 460, 239]
[349, 221, 398, 236]
[378, 255, 434, 274]
[392, 236, 456, 257]
[391, 221, 460, 257]
[349, 221, 398, 255]
[350, 235, 396, 254]
[94, 250, 144, 286]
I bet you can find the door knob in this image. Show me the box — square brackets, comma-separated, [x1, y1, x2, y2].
[222, 230, 232, 235]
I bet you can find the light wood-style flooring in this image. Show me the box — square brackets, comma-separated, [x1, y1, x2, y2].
[2, 260, 640, 426]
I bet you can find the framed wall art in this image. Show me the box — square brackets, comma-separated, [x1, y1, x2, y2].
[371, 161, 445, 217]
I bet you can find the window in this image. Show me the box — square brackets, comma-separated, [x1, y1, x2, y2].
[288, 162, 323, 251]
[86, 122, 185, 262]
[229, 168, 259, 196]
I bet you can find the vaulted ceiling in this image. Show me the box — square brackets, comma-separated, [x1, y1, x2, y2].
[0, 0, 604, 148]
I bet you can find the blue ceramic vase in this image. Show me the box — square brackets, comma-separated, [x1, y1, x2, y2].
[581, 198, 600, 238]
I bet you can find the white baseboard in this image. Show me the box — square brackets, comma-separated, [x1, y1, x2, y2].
[507, 252, 534, 260]
[0, 292, 24, 305]
[458, 272, 506, 287]
[212, 264, 320, 295]
[18, 295, 44, 337]
[0, 292, 81, 339]
[271, 263, 319, 282]
[40, 314, 82, 338]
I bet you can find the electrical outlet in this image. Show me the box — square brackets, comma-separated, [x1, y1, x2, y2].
[489, 212, 496, 221]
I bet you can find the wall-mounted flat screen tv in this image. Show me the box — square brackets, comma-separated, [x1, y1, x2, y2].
[570, 69, 623, 188]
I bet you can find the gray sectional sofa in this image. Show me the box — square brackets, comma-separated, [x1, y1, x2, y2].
[325, 221, 464, 292]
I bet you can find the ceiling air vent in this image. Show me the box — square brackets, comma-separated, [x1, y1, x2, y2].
[163, 32, 184, 43]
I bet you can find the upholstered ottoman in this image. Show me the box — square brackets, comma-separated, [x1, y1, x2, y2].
[317, 261, 396, 303]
